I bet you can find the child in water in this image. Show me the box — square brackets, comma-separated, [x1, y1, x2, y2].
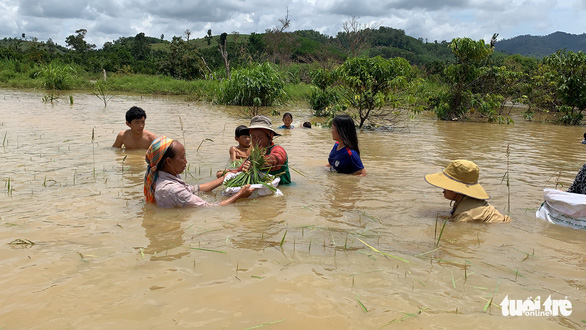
[229, 125, 251, 161]
[278, 112, 294, 129]
[424, 159, 511, 223]
[112, 106, 157, 149]
[326, 115, 366, 176]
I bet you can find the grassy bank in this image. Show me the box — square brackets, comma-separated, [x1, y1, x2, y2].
[0, 64, 312, 107]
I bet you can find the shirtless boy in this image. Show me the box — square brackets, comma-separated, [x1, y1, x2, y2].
[112, 106, 157, 149]
[229, 125, 251, 161]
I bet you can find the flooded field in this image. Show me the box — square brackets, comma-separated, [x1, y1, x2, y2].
[0, 89, 584, 329]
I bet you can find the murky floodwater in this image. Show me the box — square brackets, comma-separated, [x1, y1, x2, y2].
[1, 89, 584, 329]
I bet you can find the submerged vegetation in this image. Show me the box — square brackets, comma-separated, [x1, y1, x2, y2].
[1, 20, 585, 125]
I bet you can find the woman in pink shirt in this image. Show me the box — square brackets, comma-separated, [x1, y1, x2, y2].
[144, 136, 253, 208]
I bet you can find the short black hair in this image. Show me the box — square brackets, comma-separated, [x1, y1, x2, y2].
[303, 121, 311, 128]
[282, 112, 293, 120]
[235, 125, 249, 137]
[126, 106, 146, 123]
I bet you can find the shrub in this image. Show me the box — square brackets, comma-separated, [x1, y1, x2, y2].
[217, 62, 286, 107]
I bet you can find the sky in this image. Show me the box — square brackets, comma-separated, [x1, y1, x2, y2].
[0, 0, 585, 48]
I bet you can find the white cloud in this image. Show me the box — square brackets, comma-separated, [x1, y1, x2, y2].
[0, 0, 584, 47]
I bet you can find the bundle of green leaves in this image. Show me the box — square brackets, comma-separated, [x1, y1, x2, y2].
[223, 146, 278, 191]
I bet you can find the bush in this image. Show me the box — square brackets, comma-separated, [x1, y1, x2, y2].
[217, 62, 286, 107]
[34, 63, 76, 90]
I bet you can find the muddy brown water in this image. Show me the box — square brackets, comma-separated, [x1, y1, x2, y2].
[0, 90, 584, 329]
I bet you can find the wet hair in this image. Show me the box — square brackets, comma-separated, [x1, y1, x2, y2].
[282, 112, 293, 120]
[158, 141, 177, 172]
[583, 132, 586, 140]
[303, 121, 311, 128]
[332, 115, 360, 155]
[235, 125, 249, 138]
[126, 106, 147, 123]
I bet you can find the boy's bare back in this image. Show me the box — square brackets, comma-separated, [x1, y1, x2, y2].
[113, 129, 156, 149]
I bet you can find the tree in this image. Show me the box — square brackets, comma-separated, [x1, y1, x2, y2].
[543, 50, 586, 124]
[263, 8, 295, 63]
[132, 32, 151, 61]
[218, 32, 230, 78]
[204, 29, 212, 45]
[338, 16, 375, 58]
[432, 37, 495, 120]
[160, 34, 164, 40]
[65, 29, 96, 52]
[160, 36, 202, 79]
[336, 56, 412, 128]
[184, 29, 191, 41]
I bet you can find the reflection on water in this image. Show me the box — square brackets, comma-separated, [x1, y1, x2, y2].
[1, 90, 585, 329]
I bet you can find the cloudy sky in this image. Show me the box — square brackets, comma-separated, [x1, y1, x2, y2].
[1, 0, 585, 48]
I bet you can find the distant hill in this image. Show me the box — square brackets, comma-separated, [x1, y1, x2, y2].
[495, 31, 586, 58]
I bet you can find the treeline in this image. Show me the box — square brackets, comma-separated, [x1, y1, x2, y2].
[0, 26, 455, 80]
[1, 25, 585, 126]
[495, 31, 586, 58]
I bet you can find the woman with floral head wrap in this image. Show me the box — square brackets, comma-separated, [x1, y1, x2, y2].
[145, 136, 253, 208]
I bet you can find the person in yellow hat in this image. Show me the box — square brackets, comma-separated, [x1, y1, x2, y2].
[424, 160, 511, 223]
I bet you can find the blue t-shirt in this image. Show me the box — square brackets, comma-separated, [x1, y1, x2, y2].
[278, 125, 294, 129]
[328, 143, 364, 174]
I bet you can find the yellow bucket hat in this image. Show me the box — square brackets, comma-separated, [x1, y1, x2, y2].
[424, 159, 490, 200]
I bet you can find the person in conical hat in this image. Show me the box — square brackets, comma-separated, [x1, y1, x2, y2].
[424, 160, 511, 223]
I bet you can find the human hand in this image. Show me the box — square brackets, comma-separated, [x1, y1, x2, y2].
[216, 170, 227, 178]
[242, 160, 251, 172]
[237, 184, 255, 198]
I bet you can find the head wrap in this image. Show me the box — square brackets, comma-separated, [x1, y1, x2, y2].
[144, 136, 174, 203]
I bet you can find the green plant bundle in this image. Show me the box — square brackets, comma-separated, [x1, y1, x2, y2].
[223, 146, 277, 191]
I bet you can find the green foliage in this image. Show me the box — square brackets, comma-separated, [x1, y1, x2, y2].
[433, 37, 500, 121]
[217, 62, 286, 109]
[557, 105, 583, 125]
[34, 63, 76, 90]
[308, 68, 340, 115]
[543, 50, 586, 124]
[65, 29, 96, 52]
[92, 80, 114, 107]
[159, 36, 203, 80]
[336, 56, 412, 127]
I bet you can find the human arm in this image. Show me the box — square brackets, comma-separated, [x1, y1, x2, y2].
[199, 176, 226, 192]
[354, 168, 367, 176]
[264, 145, 287, 171]
[112, 131, 124, 148]
[229, 146, 238, 162]
[218, 184, 254, 205]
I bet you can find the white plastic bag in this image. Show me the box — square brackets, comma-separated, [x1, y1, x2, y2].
[222, 172, 283, 199]
[536, 188, 586, 230]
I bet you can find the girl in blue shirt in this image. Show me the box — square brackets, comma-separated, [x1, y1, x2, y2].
[326, 115, 366, 176]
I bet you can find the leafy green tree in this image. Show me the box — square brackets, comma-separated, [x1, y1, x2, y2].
[543, 50, 586, 124]
[309, 68, 340, 116]
[336, 56, 412, 128]
[159, 36, 202, 79]
[433, 37, 495, 120]
[65, 29, 95, 52]
[131, 32, 151, 61]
